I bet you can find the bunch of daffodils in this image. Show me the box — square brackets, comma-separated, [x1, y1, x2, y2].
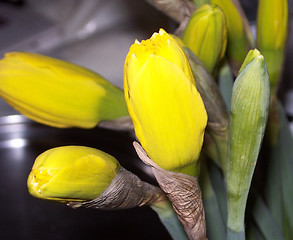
[0, 0, 292, 240]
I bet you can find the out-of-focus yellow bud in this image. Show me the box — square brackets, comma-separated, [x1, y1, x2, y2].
[0, 52, 128, 128]
[27, 146, 121, 202]
[124, 29, 208, 176]
[256, 0, 288, 92]
[210, 0, 250, 71]
[257, 0, 288, 50]
[182, 4, 227, 73]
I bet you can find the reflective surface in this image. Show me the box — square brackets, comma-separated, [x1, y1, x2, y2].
[0, 115, 170, 240]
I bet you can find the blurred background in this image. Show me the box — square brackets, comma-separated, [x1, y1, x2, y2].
[0, 0, 292, 239]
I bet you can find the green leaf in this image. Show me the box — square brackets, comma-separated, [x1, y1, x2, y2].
[265, 129, 284, 228]
[278, 104, 293, 239]
[252, 196, 284, 240]
[247, 222, 265, 240]
[209, 160, 227, 223]
[219, 62, 233, 110]
[201, 160, 226, 240]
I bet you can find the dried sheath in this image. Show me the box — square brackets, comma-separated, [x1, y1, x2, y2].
[68, 167, 165, 210]
[145, 0, 196, 23]
[134, 141, 207, 240]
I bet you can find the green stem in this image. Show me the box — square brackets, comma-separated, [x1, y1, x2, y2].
[151, 200, 189, 240]
[227, 229, 245, 240]
[201, 160, 226, 240]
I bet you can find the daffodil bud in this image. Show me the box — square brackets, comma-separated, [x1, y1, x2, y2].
[27, 146, 121, 202]
[226, 50, 270, 237]
[182, 4, 227, 73]
[256, 0, 288, 92]
[238, 48, 262, 73]
[0, 52, 128, 128]
[210, 0, 251, 71]
[124, 29, 207, 176]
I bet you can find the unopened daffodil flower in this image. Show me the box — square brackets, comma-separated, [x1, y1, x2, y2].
[0, 52, 128, 128]
[124, 29, 207, 176]
[27, 146, 121, 202]
[183, 4, 227, 73]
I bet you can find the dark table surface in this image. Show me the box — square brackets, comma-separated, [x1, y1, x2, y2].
[0, 115, 171, 240]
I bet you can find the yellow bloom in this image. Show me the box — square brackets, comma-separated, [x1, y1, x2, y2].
[0, 52, 128, 128]
[27, 146, 121, 202]
[182, 4, 227, 73]
[124, 29, 207, 176]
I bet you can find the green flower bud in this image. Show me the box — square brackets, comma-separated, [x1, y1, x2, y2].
[239, 48, 262, 73]
[256, 0, 288, 92]
[182, 4, 227, 73]
[27, 146, 121, 202]
[226, 50, 270, 236]
[0, 52, 128, 128]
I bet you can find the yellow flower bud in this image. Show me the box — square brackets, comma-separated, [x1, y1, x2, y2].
[257, 0, 288, 50]
[182, 4, 227, 73]
[124, 29, 208, 176]
[0, 52, 128, 128]
[210, 0, 250, 69]
[256, 0, 288, 91]
[27, 146, 121, 202]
